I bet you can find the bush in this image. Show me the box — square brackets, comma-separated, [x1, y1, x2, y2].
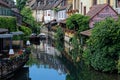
[0, 17, 16, 31]
[85, 18, 120, 72]
[66, 14, 89, 32]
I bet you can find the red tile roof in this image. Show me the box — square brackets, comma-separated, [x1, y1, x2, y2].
[53, 0, 63, 8]
[0, 0, 10, 8]
[80, 29, 92, 37]
[86, 4, 117, 19]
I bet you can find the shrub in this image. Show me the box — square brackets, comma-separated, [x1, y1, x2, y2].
[85, 18, 120, 72]
[66, 14, 89, 32]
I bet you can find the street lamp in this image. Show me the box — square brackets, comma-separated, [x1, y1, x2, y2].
[26, 40, 30, 46]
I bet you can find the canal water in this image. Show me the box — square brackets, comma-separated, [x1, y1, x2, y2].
[10, 39, 120, 80]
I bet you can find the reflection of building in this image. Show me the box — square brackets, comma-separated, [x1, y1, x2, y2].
[33, 51, 67, 75]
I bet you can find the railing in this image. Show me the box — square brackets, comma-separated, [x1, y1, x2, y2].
[0, 52, 29, 79]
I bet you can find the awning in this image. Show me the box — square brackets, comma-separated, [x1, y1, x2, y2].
[0, 34, 13, 38]
[80, 29, 92, 37]
[10, 31, 24, 35]
[0, 28, 8, 33]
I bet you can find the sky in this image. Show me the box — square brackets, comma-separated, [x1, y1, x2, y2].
[14, 0, 16, 2]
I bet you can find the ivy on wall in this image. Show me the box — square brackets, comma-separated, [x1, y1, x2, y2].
[0, 17, 17, 32]
[55, 26, 65, 52]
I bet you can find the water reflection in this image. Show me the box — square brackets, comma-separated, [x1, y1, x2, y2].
[25, 43, 68, 80]
[9, 38, 120, 80]
[61, 56, 120, 80]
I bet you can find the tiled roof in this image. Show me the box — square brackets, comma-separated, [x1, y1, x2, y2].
[59, 6, 67, 10]
[32, 0, 65, 10]
[80, 29, 92, 37]
[53, 0, 63, 8]
[86, 4, 108, 19]
[0, 0, 10, 8]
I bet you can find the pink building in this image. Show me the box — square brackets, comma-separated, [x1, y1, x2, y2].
[87, 4, 118, 28]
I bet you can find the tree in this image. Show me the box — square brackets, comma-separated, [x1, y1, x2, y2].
[21, 7, 40, 34]
[84, 18, 120, 72]
[16, 0, 27, 11]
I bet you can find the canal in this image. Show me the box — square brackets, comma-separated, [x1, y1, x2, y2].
[10, 39, 120, 80]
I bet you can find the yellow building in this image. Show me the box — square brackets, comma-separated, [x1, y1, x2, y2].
[72, 0, 117, 15]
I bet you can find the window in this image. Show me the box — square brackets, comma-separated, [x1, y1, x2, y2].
[61, 0, 66, 6]
[107, 0, 110, 4]
[81, 2, 82, 14]
[93, 0, 97, 5]
[84, 6, 86, 15]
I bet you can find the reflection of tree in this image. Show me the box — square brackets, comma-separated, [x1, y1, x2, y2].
[12, 67, 31, 80]
[26, 54, 39, 67]
[59, 55, 120, 80]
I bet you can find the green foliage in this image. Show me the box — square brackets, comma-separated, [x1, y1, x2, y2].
[118, 57, 120, 73]
[19, 26, 32, 36]
[52, 7, 59, 12]
[21, 7, 40, 34]
[85, 18, 120, 72]
[69, 36, 83, 62]
[66, 14, 89, 33]
[55, 26, 65, 52]
[16, 0, 27, 11]
[19, 26, 32, 41]
[0, 17, 16, 31]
